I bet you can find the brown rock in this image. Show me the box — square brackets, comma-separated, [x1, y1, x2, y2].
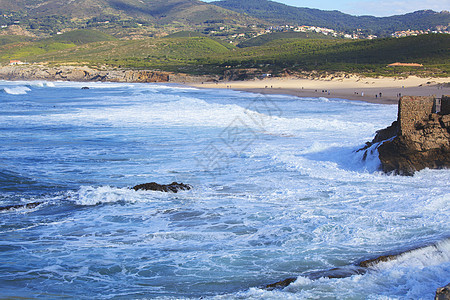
[265, 277, 296, 290]
[436, 283, 450, 300]
[362, 95, 450, 175]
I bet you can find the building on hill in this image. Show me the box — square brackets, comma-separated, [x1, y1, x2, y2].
[387, 62, 423, 67]
[9, 60, 26, 65]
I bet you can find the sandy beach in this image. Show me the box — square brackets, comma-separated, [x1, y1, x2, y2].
[191, 75, 450, 105]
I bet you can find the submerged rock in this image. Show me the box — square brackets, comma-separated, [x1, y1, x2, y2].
[0, 202, 43, 212]
[360, 95, 450, 175]
[133, 182, 192, 193]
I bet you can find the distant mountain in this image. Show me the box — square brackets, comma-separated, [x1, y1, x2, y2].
[1, 0, 448, 38]
[212, 0, 450, 35]
[0, 0, 256, 26]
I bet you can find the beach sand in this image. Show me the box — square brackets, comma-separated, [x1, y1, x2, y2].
[190, 75, 450, 105]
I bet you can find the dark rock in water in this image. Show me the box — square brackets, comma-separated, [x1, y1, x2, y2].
[265, 277, 297, 290]
[0, 202, 43, 212]
[265, 266, 367, 290]
[306, 266, 367, 279]
[81, 86, 90, 90]
[133, 182, 192, 193]
[359, 254, 399, 268]
[266, 239, 450, 291]
[436, 283, 450, 300]
[360, 95, 450, 175]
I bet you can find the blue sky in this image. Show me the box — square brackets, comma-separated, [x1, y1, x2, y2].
[204, 0, 450, 17]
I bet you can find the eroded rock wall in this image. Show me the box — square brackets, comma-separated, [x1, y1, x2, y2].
[0, 65, 213, 83]
[363, 95, 450, 175]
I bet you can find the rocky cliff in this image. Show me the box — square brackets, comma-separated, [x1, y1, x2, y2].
[361, 95, 450, 175]
[0, 65, 213, 83]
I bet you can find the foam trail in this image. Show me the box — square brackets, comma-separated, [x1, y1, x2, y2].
[70, 186, 139, 206]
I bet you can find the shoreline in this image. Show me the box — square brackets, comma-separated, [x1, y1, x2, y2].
[190, 76, 450, 105]
[1, 64, 449, 104]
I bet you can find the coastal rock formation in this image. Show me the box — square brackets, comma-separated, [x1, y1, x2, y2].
[436, 283, 450, 300]
[133, 182, 192, 193]
[0, 65, 171, 83]
[361, 95, 450, 175]
[0, 65, 215, 83]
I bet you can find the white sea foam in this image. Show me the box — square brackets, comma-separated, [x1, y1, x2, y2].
[2, 86, 31, 95]
[211, 240, 450, 299]
[1, 81, 448, 299]
[68, 185, 194, 206]
[70, 186, 143, 206]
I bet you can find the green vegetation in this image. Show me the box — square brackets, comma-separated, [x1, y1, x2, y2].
[164, 31, 206, 38]
[0, 30, 117, 61]
[0, 35, 33, 46]
[0, 41, 75, 61]
[1, 33, 449, 77]
[44, 30, 117, 45]
[238, 31, 335, 48]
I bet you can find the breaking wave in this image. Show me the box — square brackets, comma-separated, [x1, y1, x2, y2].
[2, 86, 31, 95]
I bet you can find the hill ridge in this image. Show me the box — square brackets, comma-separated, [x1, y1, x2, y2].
[212, 0, 450, 36]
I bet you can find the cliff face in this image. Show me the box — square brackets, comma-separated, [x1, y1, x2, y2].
[0, 65, 212, 83]
[0, 65, 170, 83]
[362, 96, 450, 175]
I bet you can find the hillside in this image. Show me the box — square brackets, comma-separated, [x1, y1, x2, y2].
[0, 0, 244, 23]
[237, 31, 335, 48]
[5, 33, 448, 77]
[212, 0, 450, 36]
[0, 0, 260, 37]
[0, 29, 116, 61]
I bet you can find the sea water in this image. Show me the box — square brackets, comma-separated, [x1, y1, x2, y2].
[0, 80, 448, 299]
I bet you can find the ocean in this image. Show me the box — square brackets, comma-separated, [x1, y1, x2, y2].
[0, 80, 449, 299]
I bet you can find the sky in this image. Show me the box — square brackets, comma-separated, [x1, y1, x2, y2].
[203, 0, 450, 17]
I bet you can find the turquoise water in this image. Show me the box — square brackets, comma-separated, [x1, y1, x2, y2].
[0, 81, 449, 299]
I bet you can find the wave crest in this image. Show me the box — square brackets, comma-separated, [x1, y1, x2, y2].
[2, 86, 31, 95]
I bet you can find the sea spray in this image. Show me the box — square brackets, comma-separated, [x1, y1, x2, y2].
[2, 86, 31, 95]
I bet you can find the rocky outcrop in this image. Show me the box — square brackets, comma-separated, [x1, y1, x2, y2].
[360, 95, 450, 175]
[0, 65, 171, 83]
[0, 202, 43, 212]
[266, 238, 450, 291]
[436, 283, 450, 300]
[0, 65, 215, 83]
[133, 182, 192, 193]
